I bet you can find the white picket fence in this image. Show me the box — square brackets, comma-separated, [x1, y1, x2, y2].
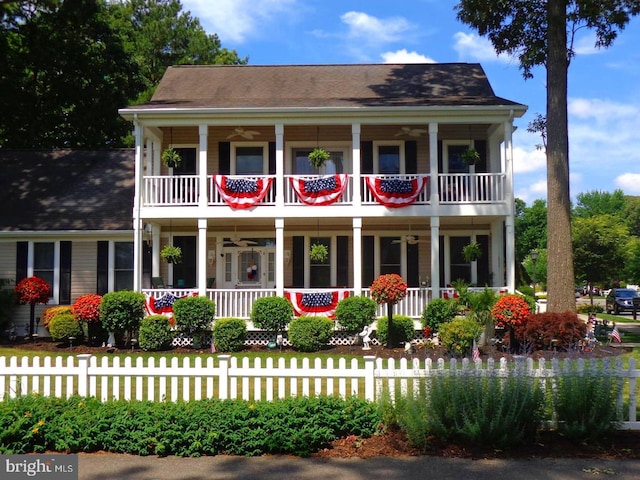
[1, 354, 639, 430]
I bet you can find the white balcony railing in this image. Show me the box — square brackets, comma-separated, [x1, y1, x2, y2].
[438, 173, 506, 203]
[284, 174, 353, 205]
[361, 174, 430, 205]
[208, 175, 276, 206]
[143, 175, 199, 206]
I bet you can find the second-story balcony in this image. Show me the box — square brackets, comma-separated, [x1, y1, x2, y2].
[142, 173, 507, 208]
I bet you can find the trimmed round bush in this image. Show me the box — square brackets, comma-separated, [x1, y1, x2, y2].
[42, 306, 72, 331]
[422, 298, 459, 333]
[213, 317, 247, 352]
[438, 317, 482, 357]
[250, 296, 293, 335]
[48, 314, 83, 342]
[375, 315, 416, 346]
[172, 296, 216, 333]
[334, 296, 377, 333]
[138, 315, 174, 351]
[100, 290, 146, 333]
[288, 316, 334, 352]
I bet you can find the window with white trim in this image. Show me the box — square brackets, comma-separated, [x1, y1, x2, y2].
[233, 144, 266, 174]
[293, 148, 345, 175]
[374, 142, 403, 174]
[114, 242, 134, 291]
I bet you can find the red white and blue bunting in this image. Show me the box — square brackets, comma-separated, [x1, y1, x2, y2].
[144, 292, 197, 322]
[285, 290, 350, 319]
[213, 175, 273, 209]
[364, 176, 427, 208]
[289, 174, 349, 206]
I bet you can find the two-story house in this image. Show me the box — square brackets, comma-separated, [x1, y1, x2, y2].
[119, 63, 526, 320]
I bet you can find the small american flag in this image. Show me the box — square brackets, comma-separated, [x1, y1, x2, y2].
[611, 325, 622, 343]
[472, 339, 480, 361]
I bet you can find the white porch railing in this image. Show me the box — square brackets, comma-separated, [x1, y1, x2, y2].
[438, 173, 506, 203]
[361, 174, 430, 205]
[143, 175, 199, 206]
[1, 355, 637, 430]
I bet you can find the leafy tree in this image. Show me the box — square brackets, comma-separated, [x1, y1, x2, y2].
[515, 198, 548, 272]
[14, 276, 51, 337]
[456, 0, 640, 313]
[370, 274, 407, 348]
[572, 215, 629, 297]
[623, 196, 640, 237]
[623, 237, 640, 284]
[573, 189, 626, 219]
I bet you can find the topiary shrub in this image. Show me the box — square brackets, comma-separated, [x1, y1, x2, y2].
[172, 296, 216, 334]
[517, 311, 586, 352]
[375, 315, 416, 346]
[138, 315, 174, 351]
[334, 296, 377, 333]
[421, 298, 459, 333]
[251, 296, 293, 337]
[72, 293, 104, 345]
[48, 313, 83, 342]
[288, 316, 334, 352]
[99, 291, 146, 335]
[438, 317, 482, 357]
[212, 317, 247, 352]
[42, 306, 73, 331]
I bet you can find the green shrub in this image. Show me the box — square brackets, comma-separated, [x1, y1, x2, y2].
[375, 315, 416, 346]
[577, 304, 604, 315]
[212, 317, 247, 352]
[422, 298, 459, 333]
[0, 282, 16, 335]
[438, 317, 482, 356]
[99, 291, 146, 334]
[172, 296, 215, 334]
[334, 296, 377, 333]
[250, 296, 293, 335]
[288, 316, 334, 352]
[138, 315, 174, 351]
[42, 305, 73, 331]
[48, 314, 83, 342]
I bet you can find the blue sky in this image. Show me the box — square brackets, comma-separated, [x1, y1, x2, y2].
[181, 0, 640, 205]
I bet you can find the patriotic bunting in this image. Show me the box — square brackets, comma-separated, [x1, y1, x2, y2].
[289, 174, 349, 205]
[472, 339, 480, 361]
[213, 175, 273, 209]
[285, 290, 350, 319]
[145, 292, 196, 323]
[364, 176, 427, 208]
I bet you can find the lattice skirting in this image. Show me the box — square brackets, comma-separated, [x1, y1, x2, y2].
[172, 330, 427, 348]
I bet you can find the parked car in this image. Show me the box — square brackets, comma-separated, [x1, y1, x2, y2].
[605, 288, 639, 315]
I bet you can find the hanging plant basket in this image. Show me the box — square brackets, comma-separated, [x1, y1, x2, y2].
[308, 147, 331, 169]
[463, 242, 482, 262]
[309, 243, 329, 263]
[162, 148, 182, 168]
[161, 244, 182, 264]
[461, 148, 480, 166]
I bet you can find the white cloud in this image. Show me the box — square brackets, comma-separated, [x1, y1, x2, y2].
[572, 32, 601, 55]
[182, 0, 298, 43]
[616, 174, 640, 195]
[513, 145, 546, 174]
[453, 32, 512, 63]
[340, 11, 413, 44]
[380, 49, 435, 64]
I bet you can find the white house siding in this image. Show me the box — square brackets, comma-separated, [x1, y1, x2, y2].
[71, 241, 97, 302]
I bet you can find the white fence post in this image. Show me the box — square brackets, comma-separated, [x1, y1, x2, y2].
[76, 354, 92, 397]
[218, 355, 230, 400]
[364, 356, 376, 401]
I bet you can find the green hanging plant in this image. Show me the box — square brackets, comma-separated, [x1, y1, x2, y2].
[161, 244, 182, 264]
[308, 147, 331, 169]
[463, 242, 482, 262]
[461, 148, 480, 166]
[309, 243, 329, 263]
[162, 148, 182, 168]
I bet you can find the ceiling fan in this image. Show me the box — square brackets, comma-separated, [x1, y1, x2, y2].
[392, 234, 424, 245]
[394, 126, 427, 137]
[226, 127, 261, 140]
[223, 226, 257, 247]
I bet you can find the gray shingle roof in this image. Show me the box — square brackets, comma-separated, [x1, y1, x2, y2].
[134, 63, 524, 110]
[0, 149, 134, 231]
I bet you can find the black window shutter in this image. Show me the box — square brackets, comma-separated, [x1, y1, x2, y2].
[16, 241, 28, 283]
[405, 141, 417, 174]
[268, 142, 276, 174]
[438, 236, 445, 288]
[219, 142, 231, 175]
[292, 236, 305, 287]
[437, 140, 443, 172]
[97, 241, 109, 295]
[406, 241, 419, 287]
[477, 235, 490, 286]
[475, 140, 487, 173]
[360, 141, 373, 174]
[59, 241, 72, 304]
[336, 236, 349, 287]
[362, 236, 374, 288]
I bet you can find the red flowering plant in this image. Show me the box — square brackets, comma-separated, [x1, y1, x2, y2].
[490, 294, 531, 352]
[72, 294, 102, 324]
[15, 276, 51, 338]
[370, 274, 408, 348]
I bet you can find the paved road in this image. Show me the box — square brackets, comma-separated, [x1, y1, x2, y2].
[77, 453, 640, 480]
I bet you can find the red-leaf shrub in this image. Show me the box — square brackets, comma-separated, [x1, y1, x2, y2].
[518, 312, 586, 351]
[14, 276, 50, 305]
[370, 274, 407, 305]
[72, 294, 102, 323]
[491, 294, 530, 329]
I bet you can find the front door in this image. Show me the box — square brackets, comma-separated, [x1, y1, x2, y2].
[221, 247, 275, 288]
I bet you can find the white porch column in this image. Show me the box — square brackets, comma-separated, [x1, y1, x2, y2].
[351, 124, 361, 207]
[429, 123, 439, 205]
[505, 217, 515, 293]
[353, 217, 362, 294]
[198, 218, 208, 296]
[275, 124, 284, 207]
[198, 125, 208, 209]
[491, 220, 504, 288]
[133, 121, 144, 292]
[275, 218, 285, 297]
[430, 217, 440, 298]
[504, 116, 516, 292]
[151, 223, 160, 278]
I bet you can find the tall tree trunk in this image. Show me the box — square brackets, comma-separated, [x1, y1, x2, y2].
[545, 0, 576, 313]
